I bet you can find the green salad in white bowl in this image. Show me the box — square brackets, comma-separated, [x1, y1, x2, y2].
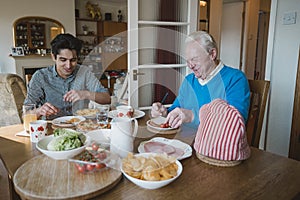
[37, 128, 90, 160]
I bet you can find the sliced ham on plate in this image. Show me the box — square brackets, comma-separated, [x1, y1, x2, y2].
[143, 141, 184, 159]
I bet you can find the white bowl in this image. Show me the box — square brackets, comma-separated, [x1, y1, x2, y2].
[36, 134, 90, 160]
[121, 153, 183, 189]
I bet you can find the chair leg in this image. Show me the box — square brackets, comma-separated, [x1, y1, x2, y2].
[8, 174, 22, 200]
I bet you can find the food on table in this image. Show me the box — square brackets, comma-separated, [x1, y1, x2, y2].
[116, 105, 134, 118]
[77, 119, 99, 132]
[47, 129, 86, 151]
[73, 147, 107, 173]
[77, 119, 111, 132]
[143, 141, 184, 158]
[160, 123, 170, 128]
[64, 117, 80, 124]
[117, 111, 134, 118]
[75, 108, 97, 116]
[99, 123, 111, 129]
[149, 120, 170, 128]
[122, 153, 178, 181]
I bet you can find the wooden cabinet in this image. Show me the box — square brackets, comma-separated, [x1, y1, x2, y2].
[15, 22, 46, 53]
[102, 21, 127, 37]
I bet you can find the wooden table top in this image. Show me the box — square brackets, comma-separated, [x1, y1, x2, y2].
[1, 121, 300, 200]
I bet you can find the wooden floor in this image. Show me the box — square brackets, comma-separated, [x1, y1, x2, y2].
[0, 159, 10, 200]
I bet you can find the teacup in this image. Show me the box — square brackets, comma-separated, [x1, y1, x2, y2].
[116, 105, 134, 118]
[29, 120, 47, 143]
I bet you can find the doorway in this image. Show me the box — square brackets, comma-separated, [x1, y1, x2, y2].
[289, 47, 300, 161]
[255, 11, 270, 80]
[220, 1, 245, 70]
[213, 0, 271, 80]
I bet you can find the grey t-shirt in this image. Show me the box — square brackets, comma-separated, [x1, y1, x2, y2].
[24, 65, 108, 119]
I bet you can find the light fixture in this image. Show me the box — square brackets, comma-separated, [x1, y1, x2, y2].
[200, 0, 207, 7]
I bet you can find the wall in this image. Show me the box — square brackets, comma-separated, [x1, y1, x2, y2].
[0, 0, 75, 75]
[265, 0, 300, 156]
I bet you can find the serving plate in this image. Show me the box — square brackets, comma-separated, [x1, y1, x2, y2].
[52, 116, 85, 128]
[138, 137, 192, 160]
[108, 109, 145, 119]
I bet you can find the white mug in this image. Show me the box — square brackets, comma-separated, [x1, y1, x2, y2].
[110, 117, 138, 158]
[29, 120, 47, 143]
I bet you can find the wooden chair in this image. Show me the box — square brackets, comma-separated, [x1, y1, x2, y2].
[246, 79, 270, 148]
[25, 74, 32, 86]
[0, 73, 27, 127]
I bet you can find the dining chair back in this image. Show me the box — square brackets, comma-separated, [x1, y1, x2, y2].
[25, 74, 32, 86]
[246, 79, 270, 148]
[0, 73, 27, 127]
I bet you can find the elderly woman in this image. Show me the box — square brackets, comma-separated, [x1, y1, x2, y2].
[151, 31, 250, 128]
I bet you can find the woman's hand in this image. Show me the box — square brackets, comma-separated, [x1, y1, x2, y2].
[151, 102, 167, 118]
[166, 108, 194, 128]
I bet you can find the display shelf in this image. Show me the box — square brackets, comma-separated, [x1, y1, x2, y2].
[14, 21, 46, 52]
[75, 18, 128, 85]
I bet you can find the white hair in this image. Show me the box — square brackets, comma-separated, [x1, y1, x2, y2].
[185, 31, 218, 54]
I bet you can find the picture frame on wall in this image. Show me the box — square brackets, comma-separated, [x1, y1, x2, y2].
[11, 47, 24, 56]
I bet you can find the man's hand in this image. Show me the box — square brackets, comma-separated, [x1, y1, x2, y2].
[166, 108, 194, 128]
[151, 102, 167, 118]
[63, 90, 87, 102]
[36, 102, 59, 118]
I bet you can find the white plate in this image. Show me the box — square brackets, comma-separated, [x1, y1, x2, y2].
[146, 116, 176, 131]
[108, 109, 145, 119]
[85, 129, 111, 147]
[121, 153, 182, 189]
[52, 116, 85, 128]
[138, 137, 192, 160]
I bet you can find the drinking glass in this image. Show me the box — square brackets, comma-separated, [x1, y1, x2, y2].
[95, 104, 110, 125]
[22, 104, 37, 132]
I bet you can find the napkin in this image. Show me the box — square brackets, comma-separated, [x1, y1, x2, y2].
[15, 130, 30, 137]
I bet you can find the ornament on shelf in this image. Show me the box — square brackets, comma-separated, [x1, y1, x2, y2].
[82, 25, 88, 35]
[118, 10, 123, 22]
[86, 1, 102, 20]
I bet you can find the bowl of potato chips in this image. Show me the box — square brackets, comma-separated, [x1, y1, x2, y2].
[121, 153, 182, 189]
